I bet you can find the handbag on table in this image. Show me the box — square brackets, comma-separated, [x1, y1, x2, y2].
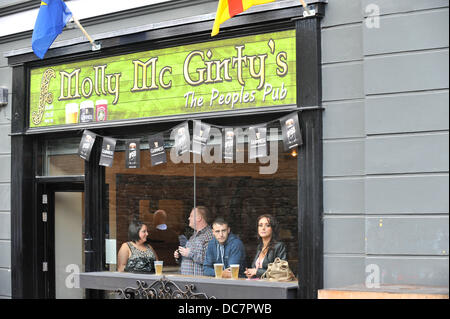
[125, 257, 155, 273]
[261, 257, 296, 282]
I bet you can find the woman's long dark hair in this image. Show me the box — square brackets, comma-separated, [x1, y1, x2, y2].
[256, 214, 279, 252]
[128, 220, 145, 243]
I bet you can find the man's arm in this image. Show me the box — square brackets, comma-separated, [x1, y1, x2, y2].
[202, 241, 216, 277]
[227, 240, 245, 266]
[189, 233, 212, 265]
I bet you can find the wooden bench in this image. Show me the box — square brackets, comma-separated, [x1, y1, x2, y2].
[318, 284, 448, 299]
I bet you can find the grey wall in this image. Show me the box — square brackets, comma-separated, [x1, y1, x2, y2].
[322, 0, 449, 288]
[0, 0, 14, 297]
[0, 0, 25, 297]
[0, 60, 11, 297]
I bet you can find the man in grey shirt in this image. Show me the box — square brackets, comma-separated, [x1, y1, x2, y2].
[174, 206, 213, 276]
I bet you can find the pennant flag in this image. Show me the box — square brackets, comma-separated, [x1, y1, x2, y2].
[173, 122, 190, 156]
[280, 112, 303, 151]
[224, 128, 235, 160]
[193, 120, 211, 155]
[78, 130, 96, 161]
[211, 0, 274, 36]
[32, 0, 72, 59]
[99, 137, 116, 167]
[125, 140, 140, 169]
[149, 133, 167, 166]
[249, 125, 267, 159]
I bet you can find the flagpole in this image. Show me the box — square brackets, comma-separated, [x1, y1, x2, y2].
[71, 16, 101, 51]
[299, 0, 312, 16]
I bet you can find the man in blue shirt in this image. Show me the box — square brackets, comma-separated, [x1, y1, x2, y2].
[203, 217, 246, 278]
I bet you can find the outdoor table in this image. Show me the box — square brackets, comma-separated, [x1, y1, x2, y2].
[78, 271, 299, 299]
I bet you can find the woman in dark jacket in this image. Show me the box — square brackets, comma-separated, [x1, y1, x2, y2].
[244, 214, 287, 278]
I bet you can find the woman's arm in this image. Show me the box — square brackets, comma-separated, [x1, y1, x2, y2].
[244, 268, 258, 278]
[245, 247, 262, 278]
[117, 243, 130, 272]
[148, 244, 159, 261]
[256, 266, 266, 278]
[275, 242, 287, 260]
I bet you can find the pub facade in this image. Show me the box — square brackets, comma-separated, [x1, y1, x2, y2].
[0, 0, 448, 299]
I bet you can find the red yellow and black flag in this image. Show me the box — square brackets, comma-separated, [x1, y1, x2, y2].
[211, 0, 311, 37]
[211, 0, 275, 36]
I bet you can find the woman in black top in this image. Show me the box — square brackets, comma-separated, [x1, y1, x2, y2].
[117, 220, 159, 273]
[244, 214, 287, 278]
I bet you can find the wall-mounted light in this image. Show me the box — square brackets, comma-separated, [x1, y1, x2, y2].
[290, 149, 298, 157]
[0, 87, 8, 107]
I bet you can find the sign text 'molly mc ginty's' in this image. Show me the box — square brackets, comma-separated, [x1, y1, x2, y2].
[29, 30, 296, 127]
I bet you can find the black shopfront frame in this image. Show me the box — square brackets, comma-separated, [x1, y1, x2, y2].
[9, 3, 325, 299]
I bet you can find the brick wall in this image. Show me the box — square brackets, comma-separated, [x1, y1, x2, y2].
[106, 144, 299, 271]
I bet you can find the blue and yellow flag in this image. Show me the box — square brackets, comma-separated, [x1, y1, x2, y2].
[32, 0, 72, 59]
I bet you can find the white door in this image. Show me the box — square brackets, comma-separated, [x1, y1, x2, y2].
[54, 192, 84, 299]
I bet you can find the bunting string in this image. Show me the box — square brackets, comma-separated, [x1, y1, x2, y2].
[78, 111, 304, 168]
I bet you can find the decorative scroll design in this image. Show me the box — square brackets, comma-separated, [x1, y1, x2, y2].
[33, 68, 56, 125]
[116, 276, 216, 299]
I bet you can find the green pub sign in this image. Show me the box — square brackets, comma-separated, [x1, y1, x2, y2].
[29, 30, 296, 127]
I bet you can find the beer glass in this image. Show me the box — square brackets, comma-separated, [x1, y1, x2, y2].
[230, 264, 240, 279]
[154, 261, 163, 275]
[65, 103, 79, 124]
[80, 100, 94, 123]
[96, 100, 108, 121]
[214, 263, 224, 279]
